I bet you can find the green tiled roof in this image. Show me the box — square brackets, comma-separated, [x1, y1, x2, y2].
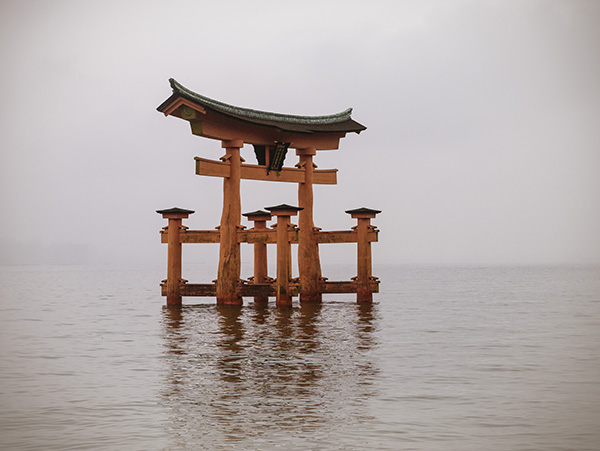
[157, 79, 366, 134]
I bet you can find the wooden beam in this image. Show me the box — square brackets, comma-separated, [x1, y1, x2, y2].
[316, 230, 378, 243]
[162, 229, 284, 244]
[319, 281, 354, 293]
[189, 116, 346, 150]
[162, 283, 300, 298]
[195, 157, 337, 185]
[161, 280, 377, 297]
[195, 157, 231, 178]
[180, 284, 217, 297]
[161, 230, 220, 244]
[161, 228, 377, 244]
[319, 280, 379, 294]
[238, 229, 278, 243]
[182, 230, 220, 243]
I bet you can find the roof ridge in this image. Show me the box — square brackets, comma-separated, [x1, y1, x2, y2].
[169, 78, 353, 125]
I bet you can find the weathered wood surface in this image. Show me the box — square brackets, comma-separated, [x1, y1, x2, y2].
[161, 228, 378, 244]
[178, 230, 221, 243]
[250, 218, 269, 302]
[161, 280, 377, 297]
[216, 144, 242, 304]
[355, 217, 375, 303]
[315, 230, 378, 243]
[239, 283, 298, 297]
[161, 283, 300, 297]
[195, 157, 337, 185]
[297, 149, 321, 302]
[165, 218, 183, 306]
[320, 280, 380, 293]
[179, 284, 217, 297]
[239, 229, 297, 243]
[274, 216, 293, 305]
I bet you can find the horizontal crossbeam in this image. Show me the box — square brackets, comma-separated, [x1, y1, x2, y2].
[320, 280, 379, 294]
[194, 157, 337, 184]
[161, 283, 299, 297]
[161, 279, 379, 297]
[161, 228, 378, 244]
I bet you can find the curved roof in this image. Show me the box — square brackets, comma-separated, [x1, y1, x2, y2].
[157, 79, 366, 134]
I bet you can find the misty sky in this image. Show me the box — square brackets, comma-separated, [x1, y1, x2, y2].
[1, 0, 599, 266]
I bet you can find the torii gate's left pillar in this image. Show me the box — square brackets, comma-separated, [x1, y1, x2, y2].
[217, 139, 243, 305]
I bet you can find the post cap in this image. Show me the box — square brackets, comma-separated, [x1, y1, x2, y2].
[156, 207, 195, 219]
[242, 209, 272, 220]
[265, 204, 303, 216]
[345, 207, 381, 219]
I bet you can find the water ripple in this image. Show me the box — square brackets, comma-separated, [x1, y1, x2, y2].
[1, 264, 599, 450]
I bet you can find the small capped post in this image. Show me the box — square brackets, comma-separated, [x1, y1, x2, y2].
[265, 204, 303, 306]
[346, 207, 381, 303]
[242, 209, 272, 303]
[157, 207, 194, 306]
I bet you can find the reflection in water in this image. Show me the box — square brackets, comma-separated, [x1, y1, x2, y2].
[3, 265, 598, 450]
[161, 302, 379, 449]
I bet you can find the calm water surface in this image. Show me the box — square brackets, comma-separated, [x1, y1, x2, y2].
[0, 264, 599, 450]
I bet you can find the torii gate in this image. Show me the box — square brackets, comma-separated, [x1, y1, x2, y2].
[156, 79, 380, 306]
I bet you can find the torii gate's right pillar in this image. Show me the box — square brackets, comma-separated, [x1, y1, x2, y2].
[297, 147, 322, 303]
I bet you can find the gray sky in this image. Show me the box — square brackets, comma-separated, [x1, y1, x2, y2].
[1, 0, 599, 266]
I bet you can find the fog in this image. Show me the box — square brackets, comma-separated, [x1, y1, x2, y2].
[1, 0, 599, 266]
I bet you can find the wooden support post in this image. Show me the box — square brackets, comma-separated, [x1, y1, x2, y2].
[157, 208, 194, 306]
[266, 204, 302, 306]
[242, 210, 272, 303]
[217, 139, 244, 305]
[296, 148, 322, 303]
[346, 208, 381, 303]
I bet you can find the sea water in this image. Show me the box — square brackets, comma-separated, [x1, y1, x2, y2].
[0, 264, 599, 450]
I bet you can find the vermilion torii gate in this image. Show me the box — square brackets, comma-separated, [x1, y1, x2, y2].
[156, 79, 380, 306]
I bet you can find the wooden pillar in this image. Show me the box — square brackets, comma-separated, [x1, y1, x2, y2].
[346, 207, 381, 303]
[266, 204, 302, 306]
[157, 207, 194, 307]
[242, 210, 272, 303]
[217, 139, 244, 305]
[296, 147, 322, 303]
